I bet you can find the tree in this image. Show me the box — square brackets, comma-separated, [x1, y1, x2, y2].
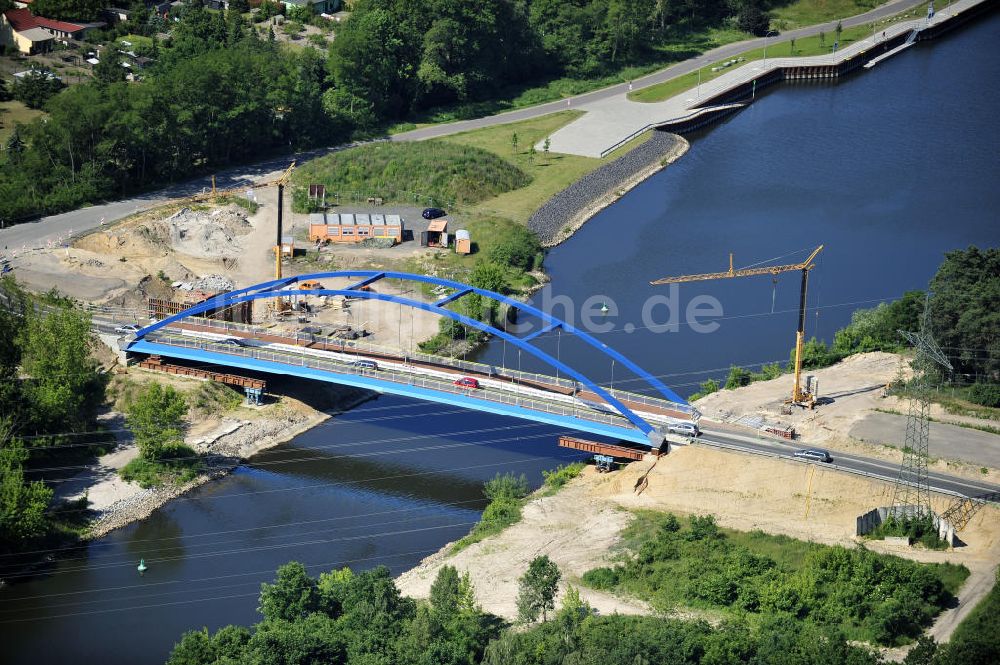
[542, 137, 550, 161]
[0, 427, 53, 549]
[5, 126, 25, 164]
[11, 70, 64, 110]
[430, 565, 462, 622]
[516, 555, 561, 622]
[528, 144, 536, 163]
[126, 383, 188, 460]
[20, 305, 104, 434]
[30, 0, 103, 21]
[790, 37, 796, 54]
[258, 561, 321, 622]
[94, 48, 126, 84]
[511, 131, 519, 154]
[835, 20, 843, 44]
[228, 0, 249, 13]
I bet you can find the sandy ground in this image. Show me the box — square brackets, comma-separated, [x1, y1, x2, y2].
[695, 352, 1000, 481]
[397, 446, 1000, 646]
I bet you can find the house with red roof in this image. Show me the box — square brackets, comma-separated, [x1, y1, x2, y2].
[1, 8, 102, 54]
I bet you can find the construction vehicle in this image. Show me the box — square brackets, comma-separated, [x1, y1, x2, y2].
[652, 245, 824, 408]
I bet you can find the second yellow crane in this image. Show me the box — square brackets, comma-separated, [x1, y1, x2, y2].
[651, 245, 824, 408]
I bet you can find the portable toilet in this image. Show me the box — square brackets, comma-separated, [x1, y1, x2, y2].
[455, 229, 471, 255]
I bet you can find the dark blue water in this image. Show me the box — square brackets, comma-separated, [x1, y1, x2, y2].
[2, 11, 999, 664]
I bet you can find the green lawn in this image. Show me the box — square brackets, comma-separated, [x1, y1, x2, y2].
[441, 110, 651, 223]
[772, 0, 879, 30]
[630, 4, 922, 104]
[0, 101, 45, 142]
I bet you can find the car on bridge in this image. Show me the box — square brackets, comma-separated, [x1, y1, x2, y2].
[454, 377, 480, 389]
[217, 337, 251, 348]
[794, 448, 833, 463]
[666, 421, 700, 437]
[115, 324, 141, 335]
[353, 359, 378, 371]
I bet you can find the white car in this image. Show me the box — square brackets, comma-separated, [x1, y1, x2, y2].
[115, 324, 141, 335]
[666, 421, 700, 437]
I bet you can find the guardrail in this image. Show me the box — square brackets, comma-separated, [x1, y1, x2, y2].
[142, 332, 640, 431]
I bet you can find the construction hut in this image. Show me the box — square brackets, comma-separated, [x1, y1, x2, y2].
[422, 219, 448, 248]
[455, 229, 471, 255]
[308, 211, 403, 245]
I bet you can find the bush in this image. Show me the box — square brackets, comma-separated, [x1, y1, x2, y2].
[487, 224, 542, 272]
[689, 378, 720, 401]
[541, 462, 585, 490]
[967, 383, 1000, 408]
[120, 446, 203, 488]
[581, 567, 619, 590]
[484, 472, 529, 501]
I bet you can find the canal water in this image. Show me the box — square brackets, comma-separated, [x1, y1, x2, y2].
[3, 12, 999, 664]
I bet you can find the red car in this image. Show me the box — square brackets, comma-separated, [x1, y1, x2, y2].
[454, 377, 480, 389]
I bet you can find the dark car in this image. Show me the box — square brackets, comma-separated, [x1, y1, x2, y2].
[422, 207, 446, 220]
[217, 337, 250, 348]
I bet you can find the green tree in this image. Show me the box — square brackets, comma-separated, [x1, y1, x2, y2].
[835, 20, 843, 44]
[30, 0, 103, 21]
[11, 70, 64, 110]
[126, 383, 188, 460]
[511, 131, 519, 154]
[0, 428, 53, 549]
[5, 126, 26, 164]
[724, 365, 753, 389]
[94, 48, 126, 84]
[516, 555, 561, 622]
[228, 0, 249, 13]
[20, 305, 104, 434]
[430, 565, 462, 622]
[258, 561, 321, 622]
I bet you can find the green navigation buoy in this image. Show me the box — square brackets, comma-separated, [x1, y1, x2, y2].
[137, 559, 147, 573]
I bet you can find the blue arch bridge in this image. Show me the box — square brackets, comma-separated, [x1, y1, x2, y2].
[125, 271, 698, 447]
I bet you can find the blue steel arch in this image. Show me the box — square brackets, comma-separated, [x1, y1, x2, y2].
[137, 271, 691, 441]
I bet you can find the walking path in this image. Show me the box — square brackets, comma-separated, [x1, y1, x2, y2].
[543, 0, 985, 157]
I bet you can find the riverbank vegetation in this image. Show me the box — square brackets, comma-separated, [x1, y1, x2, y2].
[452, 472, 530, 553]
[166, 554, 933, 665]
[691, 247, 1000, 409]
[119, 383, 203, 488]
[580, 511, 967, 646]
[0, 278, 107, 557]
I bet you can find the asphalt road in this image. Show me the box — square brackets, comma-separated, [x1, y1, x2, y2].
[0, 0, 925, 255]
[699, 427, 1000, 502]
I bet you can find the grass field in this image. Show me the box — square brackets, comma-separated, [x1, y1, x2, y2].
[771, 0, 879, 29]
[441, 110, 651, 223]
[630, 3, 923, 104]
[0, 101, 44, 142]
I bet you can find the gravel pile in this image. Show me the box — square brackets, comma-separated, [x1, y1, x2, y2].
[528, 130, 683, 245]
[163, 206, 252, 258]
[189, 274, 235, 292]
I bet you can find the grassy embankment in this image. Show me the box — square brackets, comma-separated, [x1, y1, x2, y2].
[581, 511, 969, 646]
[630, 3, 925, 104]
[388, 0, 903, 133]
[0, 101, 45, 142]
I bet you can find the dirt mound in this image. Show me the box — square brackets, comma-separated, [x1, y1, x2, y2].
[161, 206, 252, 259]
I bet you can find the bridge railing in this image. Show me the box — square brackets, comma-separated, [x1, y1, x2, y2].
[142, 319, 695, 420]
[142, 332, 639, 431]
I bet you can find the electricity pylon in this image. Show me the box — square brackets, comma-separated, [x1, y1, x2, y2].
[890, 298, 952, 518]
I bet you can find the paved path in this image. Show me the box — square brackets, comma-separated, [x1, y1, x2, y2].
[0, 0, 944, 254]
[545, 0, 982, 156]
[851, 411, 1000, 470]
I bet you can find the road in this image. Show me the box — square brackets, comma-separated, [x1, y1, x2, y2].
[0, 0, 925, 254]
[698, 426, 1000, 501]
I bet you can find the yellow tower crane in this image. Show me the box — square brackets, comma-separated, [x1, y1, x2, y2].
[651, 245, 824, 408]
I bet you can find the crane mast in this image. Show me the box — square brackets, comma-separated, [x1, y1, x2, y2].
[651, 245, 824, 408]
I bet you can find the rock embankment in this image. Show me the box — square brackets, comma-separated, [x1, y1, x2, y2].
[528, 130, 689, 246]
